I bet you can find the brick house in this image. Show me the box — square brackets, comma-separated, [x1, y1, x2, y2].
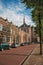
[0, 17, 18, 45]
[0, 17, 39, 45]
[19, 16, 40, 43]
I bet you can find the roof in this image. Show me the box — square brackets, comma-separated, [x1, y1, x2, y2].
[19, 23, 30, 28]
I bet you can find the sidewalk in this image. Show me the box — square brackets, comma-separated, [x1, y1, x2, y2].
[23, 44, 43, 65]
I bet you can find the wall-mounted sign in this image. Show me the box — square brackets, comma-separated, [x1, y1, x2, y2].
[0, 24, 3, 31]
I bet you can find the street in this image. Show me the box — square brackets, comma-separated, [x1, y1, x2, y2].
[0, 44, 37, 65]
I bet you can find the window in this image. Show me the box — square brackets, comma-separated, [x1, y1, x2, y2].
[6, 27, 10, 32]
[6, 36, 10, 42]
[3, 26, 10, 32]
[0, 24, 3, 31]
[3, 26, 6, 31]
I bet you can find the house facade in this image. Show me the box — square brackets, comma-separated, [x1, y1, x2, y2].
[19, 17, 40, 43]
[0, 17, 18, 45]
[0, 17, 39, 45]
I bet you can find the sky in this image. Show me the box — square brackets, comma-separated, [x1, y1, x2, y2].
[0, 0, 35, 26]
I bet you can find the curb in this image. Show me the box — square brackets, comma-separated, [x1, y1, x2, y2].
[21, 45, 37, 65]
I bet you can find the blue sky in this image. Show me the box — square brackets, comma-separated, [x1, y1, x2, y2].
[0, 0, 34, 26]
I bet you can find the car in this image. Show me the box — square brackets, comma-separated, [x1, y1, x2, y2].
[24, 42, 30, 45]
[15, 43, 20, 47]
[20, 42, 30, 46]
[24, 42, 27, 45]
[0, 42, 10, 51]
[11, 43, 20, 48]
[10, 43, 15, 48]
[20, 43, 25, 46]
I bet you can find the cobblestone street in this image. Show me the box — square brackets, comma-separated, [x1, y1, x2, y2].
[0, 44, 36, 65]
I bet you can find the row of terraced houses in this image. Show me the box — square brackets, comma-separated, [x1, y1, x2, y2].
[0, 17, 39, 45]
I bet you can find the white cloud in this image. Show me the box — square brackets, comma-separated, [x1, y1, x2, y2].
[0, 1, 4, 11]
[0, 1, 34, 26]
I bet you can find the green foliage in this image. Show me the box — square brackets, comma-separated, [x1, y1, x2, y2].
[21, 0, 43, 41]
[21, 0, 43, 8]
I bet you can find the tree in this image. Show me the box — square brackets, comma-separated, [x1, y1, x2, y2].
[21, 0, 43, 55]
[32, 8, 43, 41]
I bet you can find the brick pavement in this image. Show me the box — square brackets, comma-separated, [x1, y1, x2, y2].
[0, 44, 36, 65]
[23, 44, 43, 65]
